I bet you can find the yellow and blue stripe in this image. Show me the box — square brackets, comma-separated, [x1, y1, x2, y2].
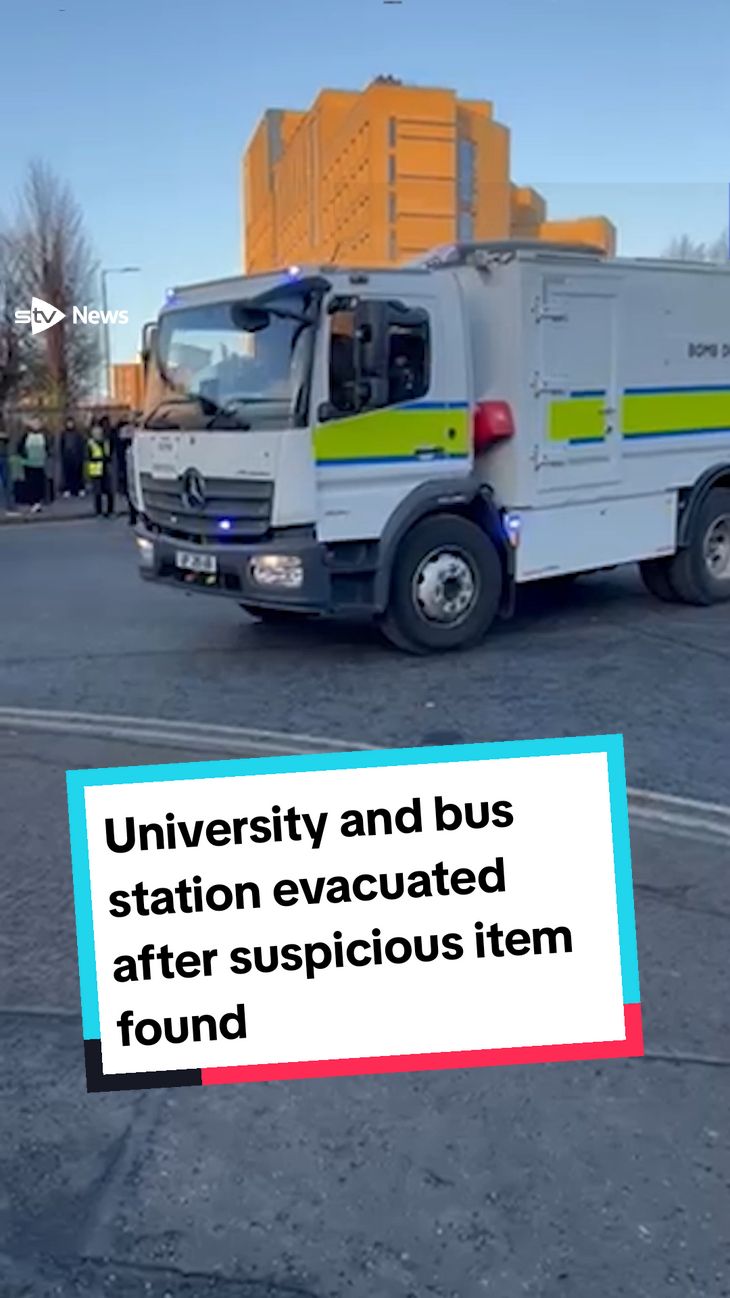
[548, 390, 607, 446]
[548, 384, 730, 446]
[314, 401, 470, 467]
[621, 384, 730, 440]
[313, 385, 730, 465]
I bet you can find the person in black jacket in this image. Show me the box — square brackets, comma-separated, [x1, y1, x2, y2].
[60, 416, 86, 497]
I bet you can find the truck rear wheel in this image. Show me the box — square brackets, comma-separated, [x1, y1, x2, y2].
[638, 557, 680, 603]
[666, 487, 730, 605]
[380, 514, 502, 654]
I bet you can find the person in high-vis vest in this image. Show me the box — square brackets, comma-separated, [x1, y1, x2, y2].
[86, 422, 114, 517]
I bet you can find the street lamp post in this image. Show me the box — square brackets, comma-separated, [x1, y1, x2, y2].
[100, 266, 140, 402]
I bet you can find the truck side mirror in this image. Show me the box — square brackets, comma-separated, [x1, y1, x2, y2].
[353, 300, 390, 382]
[141, 322, 157, 377]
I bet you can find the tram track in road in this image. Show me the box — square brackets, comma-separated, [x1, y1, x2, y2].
[0, 706, 728, 845]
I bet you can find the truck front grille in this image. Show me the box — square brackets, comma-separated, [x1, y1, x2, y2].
[139, 473, 273, 543]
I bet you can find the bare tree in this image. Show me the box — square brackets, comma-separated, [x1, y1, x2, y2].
[0, 224, 28, 408]
[706, 232, 728, 263]
[15, 161, 100, 409]
[663, 232, 728, 263]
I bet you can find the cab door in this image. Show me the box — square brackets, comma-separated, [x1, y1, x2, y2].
[533, 276, 620, 493]
[311, 277, 472, 544]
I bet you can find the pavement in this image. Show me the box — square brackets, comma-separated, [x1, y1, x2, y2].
[0, 520, 728, 1297]
[0, 494, 127, 525]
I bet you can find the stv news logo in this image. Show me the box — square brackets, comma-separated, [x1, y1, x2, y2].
[15, 296, 129, 336]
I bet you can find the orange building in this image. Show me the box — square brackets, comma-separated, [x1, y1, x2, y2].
[111, 361, 145, 411]
[242, 78, 615, 272]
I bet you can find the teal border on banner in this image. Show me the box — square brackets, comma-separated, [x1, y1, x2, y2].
[66, 732, 640, 1046]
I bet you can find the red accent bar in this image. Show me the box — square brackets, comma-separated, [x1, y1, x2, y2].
[201, 1004, 643, 1086]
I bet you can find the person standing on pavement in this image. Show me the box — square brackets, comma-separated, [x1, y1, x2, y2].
[114, 416, 128, 495]
[45, 431, 57, 506]
[0, 422, 12, 513]
[116, 414, 138, 523]
[19, 423, 49, 513]
[86, 420, 115, 517]
[60, 416, 86, 497]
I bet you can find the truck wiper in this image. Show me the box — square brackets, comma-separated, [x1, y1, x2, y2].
[144, 414, 182, 430]
[218, 395, 288, 405]
[144, 393, 282, 432]
[205, 407, 252, 430]
[204, 395, 288, 429]
[143, 393, 220, 429]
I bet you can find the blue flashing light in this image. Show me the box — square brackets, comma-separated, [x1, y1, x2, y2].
[218, 518, 233, 533]
[286, 265, 301, 278]
[503, 511, 522, 546]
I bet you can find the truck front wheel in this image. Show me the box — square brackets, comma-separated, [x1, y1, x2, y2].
[380, 514, 503, 654]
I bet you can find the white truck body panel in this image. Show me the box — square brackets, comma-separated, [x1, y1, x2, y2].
[135, 246, 730, 615]
[452, 253, 730, 576]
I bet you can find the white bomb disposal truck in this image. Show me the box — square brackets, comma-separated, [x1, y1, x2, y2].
[133, 241, 730, 652]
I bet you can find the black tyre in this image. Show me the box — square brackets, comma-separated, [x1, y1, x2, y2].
[666, 487, 730, 606]
[380, 514, 503, 654]
[639, 557, 680, 603]
[240, 604, 306, 624]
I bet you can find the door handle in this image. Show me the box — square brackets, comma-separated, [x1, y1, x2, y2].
[415, 446, 446, 459]
[532, 449, 566, 469]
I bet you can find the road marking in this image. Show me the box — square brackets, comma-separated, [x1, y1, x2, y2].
[0, 707, 728, 843]
[0, 706, 370, 758]
[626, 787, 730, 844]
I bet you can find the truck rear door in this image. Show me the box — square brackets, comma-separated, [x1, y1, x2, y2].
[532, 275, 621, 493]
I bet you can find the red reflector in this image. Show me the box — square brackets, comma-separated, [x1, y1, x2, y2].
[473, 400, 515, 452]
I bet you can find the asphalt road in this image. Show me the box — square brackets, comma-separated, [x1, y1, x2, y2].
[1, 519, 728, 1298]
[2, 518, 730, 800]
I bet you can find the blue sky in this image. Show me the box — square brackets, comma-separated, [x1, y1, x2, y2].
[2, 0, 728, 363]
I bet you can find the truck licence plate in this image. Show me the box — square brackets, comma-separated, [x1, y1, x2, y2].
[175, 550, 217, 575]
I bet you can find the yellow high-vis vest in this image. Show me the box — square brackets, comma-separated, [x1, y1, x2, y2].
[86, 439, 109, 479]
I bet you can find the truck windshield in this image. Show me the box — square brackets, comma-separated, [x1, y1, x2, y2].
[150, 291, 318, 431]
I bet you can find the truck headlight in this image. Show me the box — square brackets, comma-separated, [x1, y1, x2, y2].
[136, 536, 155, 569]
[250, 554, 303, 589]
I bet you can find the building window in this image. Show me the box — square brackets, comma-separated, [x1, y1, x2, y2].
[457, 210, 474, 241]
[388, 192, 397, 224]
[388, 154, 396, 185]
[328, 302, 430, 416]
[388, 116, 397, 149]
[457, 137, 475, 209]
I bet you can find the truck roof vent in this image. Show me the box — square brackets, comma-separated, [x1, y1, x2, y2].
[408, 240, 608, 270]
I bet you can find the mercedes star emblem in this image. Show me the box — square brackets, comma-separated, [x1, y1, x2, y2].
[182, 469, 206, 511]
